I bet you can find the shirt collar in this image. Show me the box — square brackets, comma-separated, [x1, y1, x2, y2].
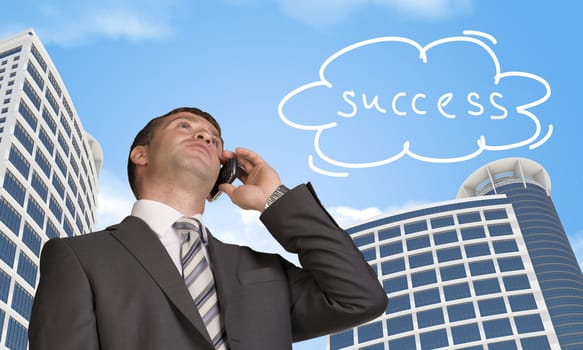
[130, 199, 208, 244]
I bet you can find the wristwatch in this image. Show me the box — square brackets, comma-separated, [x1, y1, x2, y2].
[264, 185, 289, 210]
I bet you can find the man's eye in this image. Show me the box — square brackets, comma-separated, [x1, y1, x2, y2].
[179, 122, 190, 129]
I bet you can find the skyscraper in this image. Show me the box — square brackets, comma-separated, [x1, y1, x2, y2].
[0, 29, 103, 349]
[328, 158, 582, 350]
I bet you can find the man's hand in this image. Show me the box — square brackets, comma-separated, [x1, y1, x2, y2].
[219, 147, 281, 212]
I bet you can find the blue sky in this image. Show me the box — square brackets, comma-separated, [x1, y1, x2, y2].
[2, 1, 581, 349]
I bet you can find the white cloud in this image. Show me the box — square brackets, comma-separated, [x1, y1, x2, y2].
[95, 168, 135, 230]
[328, 200, 428, 227]
[3, 1, 181, 46]
[277, 0, 475, 29]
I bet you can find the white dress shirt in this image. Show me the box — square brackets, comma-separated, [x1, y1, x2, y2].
[130, 199, 210, 273]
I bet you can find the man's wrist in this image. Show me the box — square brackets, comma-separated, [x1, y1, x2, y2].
[264, 185, 289, 211]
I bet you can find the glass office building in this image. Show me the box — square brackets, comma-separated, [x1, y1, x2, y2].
[329, 158, 583, 350]
[0, 30, 103, 349]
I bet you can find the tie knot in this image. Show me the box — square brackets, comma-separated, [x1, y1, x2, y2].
[173, 217, 202, 242]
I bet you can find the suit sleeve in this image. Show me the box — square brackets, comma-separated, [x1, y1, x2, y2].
[28, 238, 99, 350]
[260, 183, 387, 341]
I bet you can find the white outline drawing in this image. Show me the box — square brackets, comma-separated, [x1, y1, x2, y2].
[278, 30, 552, 177]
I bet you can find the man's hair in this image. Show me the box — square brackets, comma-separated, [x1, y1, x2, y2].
[127, 106, 222, 198]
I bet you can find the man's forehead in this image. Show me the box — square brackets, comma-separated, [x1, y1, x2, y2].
[165, 112, 220, 133]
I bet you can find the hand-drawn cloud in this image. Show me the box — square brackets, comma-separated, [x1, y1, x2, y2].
[278, 30, 552, 177]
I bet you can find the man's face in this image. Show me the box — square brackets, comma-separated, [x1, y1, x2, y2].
[143, 111, 224, 184]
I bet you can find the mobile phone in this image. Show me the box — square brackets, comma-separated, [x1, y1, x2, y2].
[209, 158, 239, 201]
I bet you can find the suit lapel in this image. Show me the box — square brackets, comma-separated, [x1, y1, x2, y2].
[207, 232, 240, 317]
[107, 216, 213, 347]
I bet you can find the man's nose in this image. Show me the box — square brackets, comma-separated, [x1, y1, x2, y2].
[195, 131, 212, 144]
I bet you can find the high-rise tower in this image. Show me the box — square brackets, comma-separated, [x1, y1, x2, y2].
[328, 158, 582, 350]
[0, 29, 103, 349]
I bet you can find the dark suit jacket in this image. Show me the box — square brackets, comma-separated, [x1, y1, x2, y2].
[29, 184, 387, 349]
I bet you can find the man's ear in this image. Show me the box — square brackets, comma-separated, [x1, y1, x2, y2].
[130, 145, 148, 167]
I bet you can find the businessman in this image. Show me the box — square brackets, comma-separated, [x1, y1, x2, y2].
[29, 106, 387, 349]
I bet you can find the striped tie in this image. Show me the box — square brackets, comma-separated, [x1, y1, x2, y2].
[173, 217, 228, 350]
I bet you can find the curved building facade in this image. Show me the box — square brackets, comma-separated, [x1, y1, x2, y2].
[459, 158, 583, 350]
[327, 158, 581, 350]
[0, 30, 102, 349]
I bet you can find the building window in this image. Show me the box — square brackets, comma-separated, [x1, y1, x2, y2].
[420, 329, 449, 349]
[0, 198, 22, 234]
[417, 307, 444, 328]
[11, 282, 33, 320]
[353, 232, 374, 247]
[23, 79, 41, 110]
[27, 197, 45, 228]
[55, 151, 67, 177]
[493, 239, 518, 254]
[17, 252, 37, 287]
[45, 88, 59, 114]
[6, 317, 28, 349]
[520, 336, 551, 350]
[27, 61, 44, 90]
[3, 170, 26, 206]
[498, 256, 524, 272]
[64, 216, 74, 237]
[437, 246, 462, 262]
[31, 171, 49, 201]
[68, 175, 78, 197]
[18, 100, 38, 130]
[46, 220, 60, 239]
[503, 274, 531, 291]
[387, 294, 410, 314]
[508, 293, 537, 312]
[483, 318, 512, 339]
[451, 323, 481, 345]
[404, 220, 427, 234]
[383, 275, 408, 294]
[460, 226, 486, 240]
[379, 226, 401, 241]
[458, 211, 481, 224]
[48, 71, 62, 96]
[473, 278, 501, 296]
[515, 314, 544, 334]
[22, 223, 42, 257]
[433, 230, 457, 245]
[381, 258, 405, 275]
[49, 195, 63, 222]
[380, 241, 403, 257]
[440, 264, 466, 281]
[387, 314, 413, 336]
[409, 252, 433, 269]
[478, 297, 506, 316]
[406, 235, 430, 251]
[0, 231, 17, 267]
[443, 282, 471, 301]
[329, 329, 353, 350]
[42, 107, 57, 134]
[14, 122, 34, 154]
[31, 44, 47, 71]
[447, 302, 475, 322]
[52, 175, 65, 198]
[465, 242, 491, 258]
[35, 150, 51, 177]
[60, 113, 72, 137]
[361, 247, 376, 261]
[469, 260, 496, 276]
[484, 209, 508, 220]
[411, 270, 437, 287]
[389, 336, 415, 349]
[57, 132, 70, 155]
[0, 269, 10, 302]
[488, 223, 513, 236]
[38, 127, 55, 155]
[414, 288, 441, 307]
[430, 215, 454, 228]
[358, 321, 383, 343]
